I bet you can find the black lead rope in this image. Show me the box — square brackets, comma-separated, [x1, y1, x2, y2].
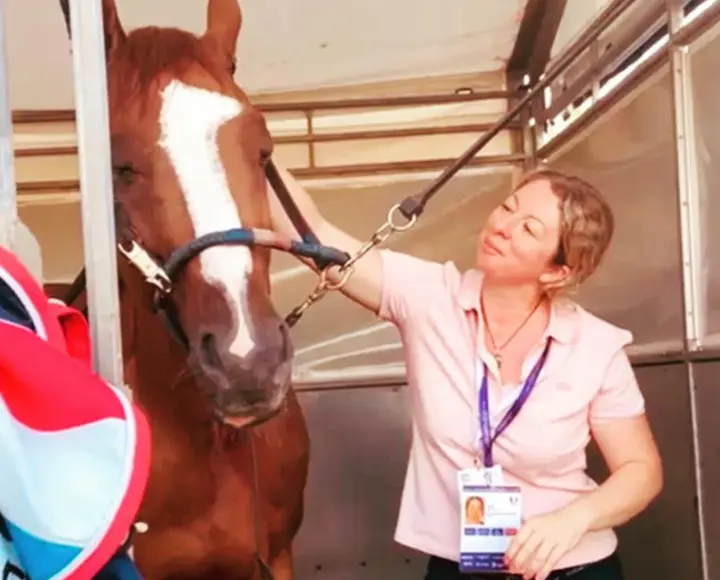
[264, 160, 329, 266]
[61, 269, 86, 312]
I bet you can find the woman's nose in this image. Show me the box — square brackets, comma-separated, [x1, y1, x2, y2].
[491, 218, 512, 238]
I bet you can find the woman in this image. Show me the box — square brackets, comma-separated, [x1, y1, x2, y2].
[269, 165, 663, 580]
[465, 496, 485, 526]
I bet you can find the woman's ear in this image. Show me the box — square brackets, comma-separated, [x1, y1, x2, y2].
[539, 264, 572, 289]
[205, 0, 242, 65]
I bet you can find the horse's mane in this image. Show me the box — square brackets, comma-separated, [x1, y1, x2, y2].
[108, 26, 233, 110]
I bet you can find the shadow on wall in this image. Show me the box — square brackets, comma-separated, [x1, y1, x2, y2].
[585, 365, 703, 579]
[550, 62, 684, 348]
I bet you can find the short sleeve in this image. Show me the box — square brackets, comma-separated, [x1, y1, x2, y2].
[589, 347, 646, 425]
[377, 249, 445, 326]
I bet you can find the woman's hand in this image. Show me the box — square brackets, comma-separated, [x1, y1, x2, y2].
[504, 504, 592, 580]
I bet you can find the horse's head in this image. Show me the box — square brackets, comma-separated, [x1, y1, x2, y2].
[99, 0, 291, 427]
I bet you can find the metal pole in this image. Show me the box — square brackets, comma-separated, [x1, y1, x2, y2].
[666, 2, 709, 580]
[0, 0, 17, 250]
[67, 0, 124, 386]
[668, 4, 705, 350]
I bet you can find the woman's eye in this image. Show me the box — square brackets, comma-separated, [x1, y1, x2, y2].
[523, 223, 536, 236]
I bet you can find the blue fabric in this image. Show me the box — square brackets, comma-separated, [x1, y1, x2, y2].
[94, 552, 144, 580]
[5, 520, 81, 580]
[0, 279, 33, 330]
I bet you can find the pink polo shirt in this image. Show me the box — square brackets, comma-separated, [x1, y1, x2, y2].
[377, 249, 645, 570]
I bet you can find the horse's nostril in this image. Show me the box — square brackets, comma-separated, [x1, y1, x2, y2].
[199, 333, 223, 371]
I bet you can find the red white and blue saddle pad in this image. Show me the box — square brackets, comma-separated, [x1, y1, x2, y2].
[0, 246, 151, 580]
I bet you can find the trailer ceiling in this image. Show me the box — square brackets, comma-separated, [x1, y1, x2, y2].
[6, 0, 611, 109]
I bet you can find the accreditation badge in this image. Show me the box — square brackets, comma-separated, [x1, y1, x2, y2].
[457, 467, 521, 573]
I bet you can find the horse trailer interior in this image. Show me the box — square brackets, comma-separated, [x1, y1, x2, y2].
[4, 0, 720, 578]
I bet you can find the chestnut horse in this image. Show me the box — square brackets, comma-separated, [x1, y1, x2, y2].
[55, 0, 344, 578]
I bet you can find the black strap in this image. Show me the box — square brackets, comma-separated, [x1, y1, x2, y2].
[265, 160, 318, 245]
[1, 514, 27, 580]
[265, 160, 335, 271]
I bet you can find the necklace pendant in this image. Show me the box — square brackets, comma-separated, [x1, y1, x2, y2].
[494, 353, 503, 369]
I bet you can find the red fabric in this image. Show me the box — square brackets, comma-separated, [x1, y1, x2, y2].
[0, 245, 151, 579]
[0, 323, 127, 430]
[0, 247, 67, 350]
[48, 299, 93, 368]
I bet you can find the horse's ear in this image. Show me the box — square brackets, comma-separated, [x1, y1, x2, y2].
[58, 0, 125, 59]
[205, 0, 242, 60]
[101, 0, 126, 58]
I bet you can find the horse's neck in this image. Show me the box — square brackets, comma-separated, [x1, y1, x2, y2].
[120, 280, 214, 431]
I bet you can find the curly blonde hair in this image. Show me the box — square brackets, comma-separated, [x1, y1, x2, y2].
[512, 167, 615, 293]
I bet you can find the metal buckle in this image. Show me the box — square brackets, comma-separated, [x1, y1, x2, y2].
[117, 241, 172, 295]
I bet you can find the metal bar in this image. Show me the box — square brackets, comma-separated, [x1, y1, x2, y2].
[293, 346, 720, 389]
[506, 72, 537, 171]
[12, 109, 76, 124]
[16, 180, 79, 193]
[288, 154, 524, 179]
[10, 90, 517, 125]
[540, 1, 668, 123]
[537, 45, 667, 160]
[666, 2, 709, 579]
[295, 381, 406, 393]
[294, 354, 720, 391]
[519, 83, 538, 170]
[669, 10, 705, 351]
[17, 154, 524, 196]
[305, 111, 315, 168]
[277, 122, 519, 144]
[672, 0, 720, 45]
[408, 0, 637, 206]
[590, 40, 601, 102]
[542, 0, 704, 127]
[14, 147, 76, 158]
[254, 90, 515, 112]
[12, 122, 520, 158]
[291, 340, 692, 389]
[0, 0, 17, 250]
[67, 0, 124, 385]
[544, 0, 641, 71]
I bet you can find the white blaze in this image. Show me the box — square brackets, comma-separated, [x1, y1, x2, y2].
[158, 79, 255, 356]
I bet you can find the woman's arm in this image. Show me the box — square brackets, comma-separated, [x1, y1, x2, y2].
[571, 349, 663, 529]
[571, 412, 663, 530]
[266, 163, 385, 314]
[505, 351, 662, 579]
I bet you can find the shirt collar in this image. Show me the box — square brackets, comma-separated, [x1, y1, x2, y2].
[457, 268, 578, 345]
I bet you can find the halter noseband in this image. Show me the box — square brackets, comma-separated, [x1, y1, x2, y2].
[63, 159, 351, 348]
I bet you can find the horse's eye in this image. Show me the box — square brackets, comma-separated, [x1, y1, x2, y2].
[113, 163, 137, 186]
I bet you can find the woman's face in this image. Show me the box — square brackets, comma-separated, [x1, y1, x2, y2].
[475, 178, 565, 285]
[467, 497, 484, 521]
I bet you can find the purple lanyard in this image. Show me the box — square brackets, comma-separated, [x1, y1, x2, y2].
[478, 339, 552, 468]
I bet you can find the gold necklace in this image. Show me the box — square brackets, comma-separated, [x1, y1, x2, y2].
[480, 297, 544, 370]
